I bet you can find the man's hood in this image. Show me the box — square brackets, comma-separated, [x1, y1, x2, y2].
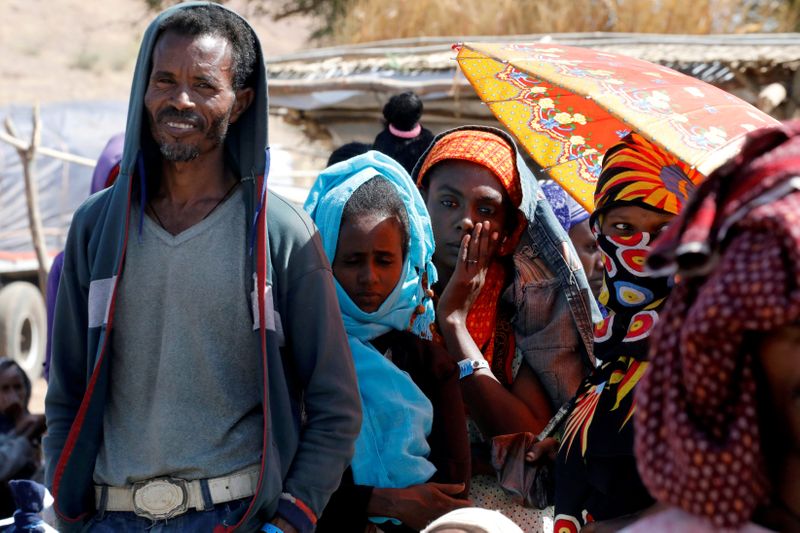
[117, 1, 269, 187]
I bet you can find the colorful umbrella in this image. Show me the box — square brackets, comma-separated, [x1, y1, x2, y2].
[456, 42, 780, 210]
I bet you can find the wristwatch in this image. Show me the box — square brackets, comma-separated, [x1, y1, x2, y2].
[458, 358, 490, 380]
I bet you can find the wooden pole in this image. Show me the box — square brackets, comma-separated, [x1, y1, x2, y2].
[0, 130, 96, 167]
[4, 105, 50, 293]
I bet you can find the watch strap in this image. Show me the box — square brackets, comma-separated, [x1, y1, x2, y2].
[458, 358, 490, 379]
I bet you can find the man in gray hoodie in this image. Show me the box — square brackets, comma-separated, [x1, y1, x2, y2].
[43, 3, 361, 532]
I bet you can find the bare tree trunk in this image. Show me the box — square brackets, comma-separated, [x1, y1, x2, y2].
[4, 104, 50, 293]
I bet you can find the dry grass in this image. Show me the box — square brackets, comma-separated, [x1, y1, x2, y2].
[333, 0, 800, 43]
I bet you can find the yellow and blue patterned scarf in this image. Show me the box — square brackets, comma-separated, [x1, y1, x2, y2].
[554, 133, 704, 531]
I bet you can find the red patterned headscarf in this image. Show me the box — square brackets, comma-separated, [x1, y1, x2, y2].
[592, 132, 704, 225]
[635, 120, 800, 529]
[417, 128, 524, 381]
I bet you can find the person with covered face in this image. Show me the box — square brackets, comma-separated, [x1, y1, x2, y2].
[628, 120, 800, 532]
[413, 126, 600, 530]
[43, 4, 361, 532]
[551, 132, 704, 532]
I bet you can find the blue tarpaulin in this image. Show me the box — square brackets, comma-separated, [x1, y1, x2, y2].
[0, 101, 126, 271]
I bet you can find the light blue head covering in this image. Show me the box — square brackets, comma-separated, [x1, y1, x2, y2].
[305, 150, 438, 339]
[304, 150, 438, 492]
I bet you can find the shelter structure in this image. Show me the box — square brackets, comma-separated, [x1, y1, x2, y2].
[267, 33, 800, 147]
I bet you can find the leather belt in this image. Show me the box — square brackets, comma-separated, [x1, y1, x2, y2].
[94, 464, 260, 520]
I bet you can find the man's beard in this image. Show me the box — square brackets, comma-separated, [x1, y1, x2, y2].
[160, 140, 201, 162]
[152, 107, 232, 162]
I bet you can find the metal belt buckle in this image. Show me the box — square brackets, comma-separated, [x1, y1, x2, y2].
[132, 477, 189, 520]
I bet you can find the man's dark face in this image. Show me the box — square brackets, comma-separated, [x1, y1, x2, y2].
[0, 365, 28, 422]
[144, 31, 251, 162]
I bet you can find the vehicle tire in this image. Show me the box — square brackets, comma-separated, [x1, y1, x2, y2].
[0, 281, 47, 381]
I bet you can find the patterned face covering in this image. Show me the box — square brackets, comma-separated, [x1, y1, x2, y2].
[554, 132, 704, 532]
[593, 232, 672, 363]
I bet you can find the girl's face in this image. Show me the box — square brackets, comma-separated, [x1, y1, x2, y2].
[333, 213, 405, 313]
[600, 205, 674, 239]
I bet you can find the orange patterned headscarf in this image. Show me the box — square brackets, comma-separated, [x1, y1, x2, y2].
[417, 128, 523, 381]
[417, 129, 523, 207]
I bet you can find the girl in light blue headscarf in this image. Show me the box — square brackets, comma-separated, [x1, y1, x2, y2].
[305, 151, 470, 532]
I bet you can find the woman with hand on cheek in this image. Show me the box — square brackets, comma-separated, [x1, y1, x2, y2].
[413, 127, 600, 531]
[305, 151, 470, 533]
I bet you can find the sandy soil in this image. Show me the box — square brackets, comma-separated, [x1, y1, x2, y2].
[0, 0, 314, 105]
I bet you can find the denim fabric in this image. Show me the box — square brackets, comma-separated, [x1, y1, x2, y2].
[83, 498, 249, 532]
[508, 232, 594, 410]
[514, 147, 601, 350]
[514, 161, 600, 408]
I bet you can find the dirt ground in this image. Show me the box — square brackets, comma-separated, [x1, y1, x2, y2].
[0, 0, 314, 105]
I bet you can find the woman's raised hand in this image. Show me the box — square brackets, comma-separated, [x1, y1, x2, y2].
[437, 221, 500, 323]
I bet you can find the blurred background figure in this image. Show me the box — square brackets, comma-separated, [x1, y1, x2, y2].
[373, 92, 434, 174]
[1, 358, 46, 518]
[327, 141, 371, 167]
[630, 120, 800, 533]
[43, 132, 124, 382]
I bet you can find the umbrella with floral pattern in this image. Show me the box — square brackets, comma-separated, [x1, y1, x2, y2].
[456, 42, 779, 210]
